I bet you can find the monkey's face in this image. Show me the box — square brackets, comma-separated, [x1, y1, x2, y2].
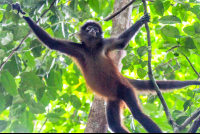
[85, 25, 100, 37]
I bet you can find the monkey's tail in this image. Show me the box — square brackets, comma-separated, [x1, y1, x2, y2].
[127, 78, 200, 94]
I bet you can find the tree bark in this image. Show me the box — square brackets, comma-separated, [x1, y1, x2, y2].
[84, 0, 133, 132]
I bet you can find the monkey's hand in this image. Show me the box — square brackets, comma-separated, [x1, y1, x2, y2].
[140, 13, 150, 23]
[12, 2, 27, 18]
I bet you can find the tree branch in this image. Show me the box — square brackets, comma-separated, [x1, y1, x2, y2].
[103, 0, 136, 21]
[142, 0, 179, 132]
[187, 114, 200, 133]
[0, 0, 57, 71]
[179, 108, 200, 131]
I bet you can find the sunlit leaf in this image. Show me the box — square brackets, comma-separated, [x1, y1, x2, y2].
[159, 15, 181, 24]
[161, 25, 180, 37]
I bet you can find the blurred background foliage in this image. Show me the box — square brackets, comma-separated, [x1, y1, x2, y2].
[0, 0, 200, 133]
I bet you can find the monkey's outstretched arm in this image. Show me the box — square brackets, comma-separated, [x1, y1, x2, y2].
[12, 3, 84, 58]
[104, 14, 150, 52]
[127, 78, 200, 93]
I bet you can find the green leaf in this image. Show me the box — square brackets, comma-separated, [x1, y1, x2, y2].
[20, 72, 45, 89]
[20, 111, 35, 133]
[9, 103, 26, 120]
[4, 56, 20, 77]
[30, 39, 43, 58]
[47, 87, 57, 101]
[183, 26, 196, 35]
[137, 68, 147, 79]
[183, 100, 191, 111]
[159, 15, 181, 24]
[1, 71, 17, 96]
[161, 25, 180, 38]
[194, 22, 200, 33]
[70, 95, 82, 109]
[0, 120, 7, 132]
[184, 37, 196, 49]
[0, 94, 6, 111]
[29, 101, 45, 114]
[2, 25, 29, 41]
[0, 10, 3, 22]
[89, 0, 100, 14]
[193, 88, 200, 93]
[1, 33, 13, 45]
[52, 6, 64, 21]
[154, 0, 164, 16]
[0, 49, 5, 60]
[46, 113, 60, 123]
[137, 46, 148, 57]
[177, 47, 190, 57]
[132, 55, 140, 65]
[36, 88, 45, 101]
[176, 116, 188, 125]
[190, 5, 200, 20]
[65, 73, 79, 86]
[54, 108, 66, 116]
[11, 121, 29, 133]
[24, 51, 36, 68]
[47, 70, 63, 91]
[163, 1, 171, 11]
[45, 28, 54, 37]
[18, 89, 31, 105]
[172, 110, 183, 119]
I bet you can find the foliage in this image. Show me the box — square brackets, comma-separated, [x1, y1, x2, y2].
[0, 0, 200, 133]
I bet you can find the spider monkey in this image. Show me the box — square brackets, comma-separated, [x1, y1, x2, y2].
[12, 3, 200, 133]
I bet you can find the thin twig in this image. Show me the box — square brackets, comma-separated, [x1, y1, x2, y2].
[38, 118, 49, 133]
[142, 0, 179, 132]
[166, 45, 180, 53]
[182, 53, 200, 78]
[153, 58, 178, 71]
[0, 0, 57, 71]
[103, 0, 136, 21]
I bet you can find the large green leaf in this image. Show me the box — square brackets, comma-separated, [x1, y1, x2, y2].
[20, 72, 45, 89]
[184, 37, 196, 49]
[161, 25, 180, 37]
[0, 71, 17, 96]
[47, 70, 63, 91]
[154, 0, 164, 16]
[159, 15, 181, 24]
[70, 95, 82, 109]
[183, 26, 196, 35]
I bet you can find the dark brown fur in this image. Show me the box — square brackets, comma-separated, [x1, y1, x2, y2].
[12, 3, 200, 133]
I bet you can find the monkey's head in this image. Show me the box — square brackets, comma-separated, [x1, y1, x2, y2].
[80, 21, 102, 37]
[78, 21, 103, 48]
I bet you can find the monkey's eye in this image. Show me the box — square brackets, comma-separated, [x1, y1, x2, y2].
[86, 26, 92, 31]
[94, 27, 99, 33]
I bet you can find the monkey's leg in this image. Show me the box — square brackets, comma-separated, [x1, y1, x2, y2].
[106, 99, 129, 133]
[118, 84, 162, 133]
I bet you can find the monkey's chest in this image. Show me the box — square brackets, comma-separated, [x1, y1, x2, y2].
[81, 57, 121, 99]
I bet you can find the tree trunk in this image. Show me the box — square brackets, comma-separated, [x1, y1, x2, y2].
[84, 0, 133, 132]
